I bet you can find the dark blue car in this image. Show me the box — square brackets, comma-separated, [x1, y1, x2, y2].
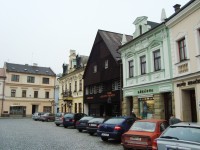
[63, 113, 87, 128]
[97, 116, 136, 141]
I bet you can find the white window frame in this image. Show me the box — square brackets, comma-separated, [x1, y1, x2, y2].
[105, 60, 108, 69]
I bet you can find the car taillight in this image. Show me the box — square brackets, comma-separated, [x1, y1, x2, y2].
[152, 139, 158, 150]
[114, 125, 122, 131]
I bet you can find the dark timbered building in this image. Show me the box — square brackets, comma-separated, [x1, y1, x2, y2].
[83, 30, 132, 117]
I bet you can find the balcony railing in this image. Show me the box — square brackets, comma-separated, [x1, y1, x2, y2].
[62, 91, 72, 97]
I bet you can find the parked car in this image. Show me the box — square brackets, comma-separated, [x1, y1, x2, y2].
[63, 113, 87, 128]
[40, 113, 55, 122]
[32, 112, 44, 121]
[97, 116, 137, 142]
[153, 122, 200, 150]
[87, 117, 107, 136]
[54, 112, 66, 126]
[121, 119, 168, 150]
[76, 116, 94, 132]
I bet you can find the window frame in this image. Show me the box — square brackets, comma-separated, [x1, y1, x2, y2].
[74, 81, 77, 92]
[34, 91, 38, 98]
[42, 77, 49, 84]
[153, 50, 161, 71]
[11, 89, 16, 97]
[105, 60, 108, 69]
[79, 80, 82, 91]
[94, 65, 97, 73]
[45, 91, 49, 98]
[128, 60, 134, 78]
[22, 90, 26, 98]
[11, 75, 19, 82]
[178, 38, 187, 62]
[27, 76, 35, 83]
[140, 55, 146, 75]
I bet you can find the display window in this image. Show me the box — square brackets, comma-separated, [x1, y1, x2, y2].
[139, 98, 154, 119]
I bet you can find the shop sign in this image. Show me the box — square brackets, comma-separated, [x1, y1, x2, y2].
[13, 103, 20, 106]
[177, 79, 200, 87]
[86, 97, 94, 100]
[138, 89, 153, 94]
[100, 92, 115, 99]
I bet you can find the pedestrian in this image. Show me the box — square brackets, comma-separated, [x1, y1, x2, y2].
[131, 109, 136, 118]
[169, 114, 181, 125]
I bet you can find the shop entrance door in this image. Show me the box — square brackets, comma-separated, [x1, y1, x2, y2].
[164, 92, 172, 122]
[190, 90, 197, 122]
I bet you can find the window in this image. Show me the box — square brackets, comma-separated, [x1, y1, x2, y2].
[22, 90, 26, 98]
[94, 86, 97, 94]
[34, 91, 38, 98]
[75, 103, 77, 113]
[128, 60, 134, 78]
[43, 106, 51, 113]
[178, 38, 187, 61]
[79, 80, 82, 91]
[99, 84, 103, 93]
[94, 65, 97, 73]
[140, 55, 146, 74]
[11, 75, 19, 82]
[11, 89, 16, 97]
[78, 103, 82, 113]
[85, 87, 89, 95]
[89, 86, 93, 94]
[153, 50, 161, 71]
[105, 60, 108, 69]
[112, 81, 120, 91]
[43, 78, 49, 84]
[74, 81, 77, 92]
[69, 83, 71, 92]
[45, 92, 49, 98]
[139, 25, 142, 35]
[27, 76, 35, 83]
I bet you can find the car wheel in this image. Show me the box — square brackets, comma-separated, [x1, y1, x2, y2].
[89, 132, 94, 136]
[56, 124, 59, 126]
[101, 137, 108, 141]
[78, 129, 82, 132]
[123, 146, 131, 150]
[64, 125, 68, 128]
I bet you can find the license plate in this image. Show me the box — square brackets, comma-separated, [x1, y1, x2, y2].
[130, 137, 141, 141]
[90, 124, 97, 127]
[101, 133, 109, 136]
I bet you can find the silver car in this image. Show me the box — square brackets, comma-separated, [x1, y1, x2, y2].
[32, 112, 44, 121]
[153, 122, 200, 150]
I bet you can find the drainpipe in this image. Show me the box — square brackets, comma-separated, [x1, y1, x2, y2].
[1, 77, 6, 116]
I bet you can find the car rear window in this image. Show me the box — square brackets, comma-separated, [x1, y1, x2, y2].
[161, 126, 200, 143]
[56, 113, 63, 117]
[89, 118, 104, 123]
[80, 116, 93, 120]
[104, 118, 125, 124]
[64, 114, 74, 118]
[130, 121, 156, 132]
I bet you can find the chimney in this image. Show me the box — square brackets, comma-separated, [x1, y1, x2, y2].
[173, 4, 181, 12]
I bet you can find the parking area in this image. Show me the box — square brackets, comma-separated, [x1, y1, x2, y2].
[0, 118, 123, 150]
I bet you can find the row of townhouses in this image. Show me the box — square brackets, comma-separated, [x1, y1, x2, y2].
[59, 0, 200, 123]
[1, 0, 200, 123]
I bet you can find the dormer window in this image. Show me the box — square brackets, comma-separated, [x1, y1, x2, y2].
[94, 65, 97, 73]
[105, 60, 108, 69]
[139, 25, 142, 35]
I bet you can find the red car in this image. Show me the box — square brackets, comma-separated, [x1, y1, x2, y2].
[121, 119, 168, 150]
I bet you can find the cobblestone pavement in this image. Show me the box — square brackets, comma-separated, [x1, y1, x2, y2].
[0, 118, 123, 150]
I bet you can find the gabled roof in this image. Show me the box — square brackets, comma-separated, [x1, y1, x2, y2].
[147, 21, 160, 29]
[5, 62, 56, 76]
[0, 68, 6, 78]
[98, 30, 132, 61]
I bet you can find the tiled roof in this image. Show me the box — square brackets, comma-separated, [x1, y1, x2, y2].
[0, 68, 6, 78]
[5, 63, 56, 76]
[147, 21, 160, 29]
[98, 30, 133, 61]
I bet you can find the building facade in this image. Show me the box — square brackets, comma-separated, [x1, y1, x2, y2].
[0, 68, 6, 116]
[58, 50, 88, 114]
[2, 63, 56, 117]
[166, 0, 200, 122]
[119, 16, 173, 120]
[83, 30, 132, 117]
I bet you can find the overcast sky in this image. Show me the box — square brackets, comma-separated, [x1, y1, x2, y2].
[0, 0, 189, 74]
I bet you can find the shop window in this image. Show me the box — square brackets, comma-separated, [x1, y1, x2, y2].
[178, 38, 187, 62]
[128, 60, 134, 78]
[43, 106, 51, 113]
[11, 75, 19, 82]
[153, 50, 161, 71]
[139, 99, 154, 119]
[140, 55, 146, 75]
